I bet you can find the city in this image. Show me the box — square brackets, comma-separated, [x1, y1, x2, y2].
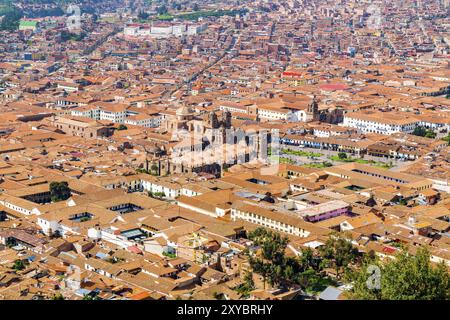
[0, 0, 449, 303]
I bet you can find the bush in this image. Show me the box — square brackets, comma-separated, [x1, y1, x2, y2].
[52, 293, 65, 300]
[12, 259, 29, 271]
[338, 152, 347, 160]
[413, 126, 436, 138]
[163, 251, 176, 259]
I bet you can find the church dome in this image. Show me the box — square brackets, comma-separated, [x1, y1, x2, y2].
[176, 105, 194, 116]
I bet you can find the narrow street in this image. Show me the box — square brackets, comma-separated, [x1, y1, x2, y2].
[163, 32, 240, 99]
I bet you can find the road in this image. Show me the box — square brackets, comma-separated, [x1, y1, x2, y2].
[162, 32, 239, 100]
[82, 26, 121, 56]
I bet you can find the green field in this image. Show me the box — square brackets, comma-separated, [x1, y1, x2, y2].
[329, 155, 393, 169]
[302, 162, 333, 168]
[282, 148, 323, 158]
[153, 8, 248, 21]
[279, 157, 295, 165]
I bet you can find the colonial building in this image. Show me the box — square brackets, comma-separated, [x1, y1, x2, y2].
[145, 105, 269, 177]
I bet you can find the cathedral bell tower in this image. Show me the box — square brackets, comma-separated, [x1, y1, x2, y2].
[307, 95, 319, 121]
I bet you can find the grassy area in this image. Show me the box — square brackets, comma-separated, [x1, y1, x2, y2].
[302, 162, 333, 169]
[279, 157, 295, 165]
[162, 251, 176, 259]
[329, 155, 393, 169]
[156, 13, 174, 21]
[282, 148, 323, 158]
[100, 16, 118, 23]
[372, 162, 394, 169]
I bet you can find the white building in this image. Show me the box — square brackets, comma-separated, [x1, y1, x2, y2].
[124, 113, 162, 128]
[343, 112, 419, 135]
[231, 202, 312, 237]
[172, 24, 187, 36]
[141, 177, 182, 199]
[70, 103, 127, 124]
[187, 24, 207, 35]
[258, 107, 290, 121]
[151, 25, 173, 37]
[124, 23, 207, 38]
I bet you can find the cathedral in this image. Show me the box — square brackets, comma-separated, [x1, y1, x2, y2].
[291, 96, 343, 124]
[149, 105, 268, 177]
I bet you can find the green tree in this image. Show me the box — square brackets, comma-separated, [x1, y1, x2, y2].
[235, 270, 255, 297]
[442, 133, 450, 146]
[156, 5, 168, 15]
[424, 131, 437, 139]
[117, 124, 128, 130]
[299, 247, 322, 272]
[213, 292, 225, 300]
[152, 192, 165, 198]
[50, 181, 71, 202]
[12, 259, 29, 271]
[246, 228, 338, 294]
[413, 126, 427, 137]
[412, 126, 436, 139]
[60, 30, 87, 42]
[173, 3, 182, 10]
[0, 6, 23, 31]
[338, 152, 347, 160]
[150, 164, 159, 175]
[52, 293, 65, 300]
[318, 233, 359, 279]
[138, 10, 149, 20]
[349, 247, 450, 300]
[246, 228, 295, 288]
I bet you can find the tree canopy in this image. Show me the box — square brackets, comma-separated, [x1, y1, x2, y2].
[245, 228, 449, 300]
[318, 233, 359, 279]
[156, 5, 168, 15]
[348, 247, 450, 300]
[0, 5, 23, 31]
[246, 227, 293, 289]
[246, 229, 352, 294]
[137, 10, 149, 20]
[412, 126, 436, 139]
[12, 259, 29, 271]
[50, 181, 71, 202]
